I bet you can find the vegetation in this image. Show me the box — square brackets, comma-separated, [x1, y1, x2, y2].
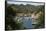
[34, 5, 45, 28]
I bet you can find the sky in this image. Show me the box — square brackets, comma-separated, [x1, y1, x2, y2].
[7, 0, 44, 2]
[7, 0, 44, 6]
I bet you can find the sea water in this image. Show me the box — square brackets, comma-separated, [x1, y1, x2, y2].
[22, 16, 32, 28]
